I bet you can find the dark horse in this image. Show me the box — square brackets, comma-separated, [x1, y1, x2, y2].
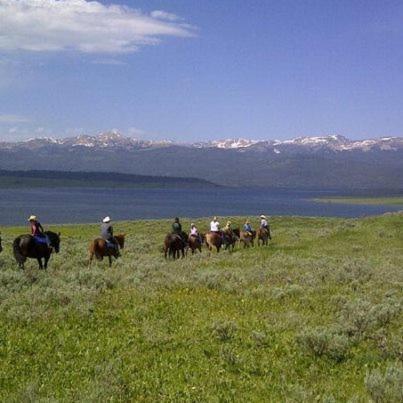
[89, 234, 125, 267]
[0, 235, 3, 254]
[13, 231, 61, 269]
[164, 233, 186, 259]
[222, 228, 239, 251]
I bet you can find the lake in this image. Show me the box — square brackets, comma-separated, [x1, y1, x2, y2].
[0, 187, 401, 226]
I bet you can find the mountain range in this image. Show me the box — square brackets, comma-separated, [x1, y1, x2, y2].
[1, 132, 402, 190]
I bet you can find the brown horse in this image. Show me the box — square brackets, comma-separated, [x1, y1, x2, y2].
[89, 234, 125, 267]
[205, 231, 222, 253]
[13, 231, 61, 269]
[222, 229, 238, 251]
[257, 227, 271, 246]
[164, 233, 186, 259]
[187, 233, 203, 254]
[240, 230, 256, 248]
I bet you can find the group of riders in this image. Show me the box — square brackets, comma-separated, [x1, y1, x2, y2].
[1, 213, 271, 267]
[25, 213, 270, 250]
[170, 214, 271, 245]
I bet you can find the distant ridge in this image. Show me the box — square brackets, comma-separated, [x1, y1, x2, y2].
[0, 132, 402, 190]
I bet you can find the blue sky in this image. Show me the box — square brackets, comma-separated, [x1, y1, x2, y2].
[0, 0, 402, 141]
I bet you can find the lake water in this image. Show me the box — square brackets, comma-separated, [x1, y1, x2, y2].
[0, 187, 401, 226]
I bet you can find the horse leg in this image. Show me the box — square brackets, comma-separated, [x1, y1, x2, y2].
[44, 255, 50, 269]
[37, 257, 43, 269]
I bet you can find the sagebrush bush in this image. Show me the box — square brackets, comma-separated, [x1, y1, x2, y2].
[297, 326, 350, 362]
[365, 363, 403, 403]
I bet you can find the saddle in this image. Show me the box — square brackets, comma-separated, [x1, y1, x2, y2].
[105, 240, 118, 250]
[33, 235, 48, 245]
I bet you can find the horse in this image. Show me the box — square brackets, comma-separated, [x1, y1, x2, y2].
[13, 231, 61, 269]
[187, 233, 204, 254]
[222, 229, 238, 251]
[240, 230, 256, 248]
[164, 233, 186, 259]
[89, 234, 125, 267]
[257, 227, 271, 246]
[205, 231, 222, 253]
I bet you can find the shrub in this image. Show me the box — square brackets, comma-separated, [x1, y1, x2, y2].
[365, 364, 403, 402]
[211, 320, 237, 342]
[297, 326, 350, 362]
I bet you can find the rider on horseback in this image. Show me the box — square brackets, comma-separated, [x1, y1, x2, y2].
[28, 215, 50, 247]
[101, 216, 120, 255]
[243, 219, 253, 236]
[172, 217, 182, 235]
[259, 214, 271, 240]
[224, 221, 232, 233]
[260, 215, 269, 229]
[190, 223, 202, 243]
[210, 216, 220, 233]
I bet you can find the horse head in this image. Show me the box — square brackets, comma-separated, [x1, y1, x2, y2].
[46, 231, 61, 253]
[115, 234, 125, 249]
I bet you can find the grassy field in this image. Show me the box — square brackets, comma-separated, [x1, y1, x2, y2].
[314, 196, 403, 206]
[0, 214, 402, 401]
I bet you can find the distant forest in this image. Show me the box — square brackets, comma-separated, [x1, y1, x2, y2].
[0, 170, 218, 189]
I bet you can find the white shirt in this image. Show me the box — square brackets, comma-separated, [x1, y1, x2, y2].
[190, 227, 198, 236]
[210, 220, 220, 232]
[261, 219, 268, 227]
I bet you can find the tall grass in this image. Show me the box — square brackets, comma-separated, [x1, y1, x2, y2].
[0, 213, 402, 401]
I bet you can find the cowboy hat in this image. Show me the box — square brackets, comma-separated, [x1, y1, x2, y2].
[213, 216, 218, 220]
[260, 215, 266, 219]
[28, 215, 37, 221]
[102, 216, 111, 223]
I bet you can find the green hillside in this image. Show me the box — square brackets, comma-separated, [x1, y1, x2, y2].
[0, 214, 402, 401]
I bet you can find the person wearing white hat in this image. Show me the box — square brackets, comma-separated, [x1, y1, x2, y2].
[259, 214, 271, 239]
[28, 215, 44, 237]
[28, 215, 50, 246]
[100, 216, 119, 254]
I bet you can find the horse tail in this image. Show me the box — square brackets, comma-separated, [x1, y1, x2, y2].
[13, 236, 26, 266]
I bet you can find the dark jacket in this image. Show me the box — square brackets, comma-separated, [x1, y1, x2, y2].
[172, 222, 182, 234]
[101, 223, 114, 241]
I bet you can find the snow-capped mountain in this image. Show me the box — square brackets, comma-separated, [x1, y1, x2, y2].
[1, 132, 402, 152]
[0, 132, 402, 189]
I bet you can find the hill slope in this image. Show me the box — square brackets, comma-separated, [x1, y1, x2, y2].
[0, 214, 402, 401]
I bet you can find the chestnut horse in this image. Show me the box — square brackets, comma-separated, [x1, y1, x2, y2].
[13, 231, 61, 269]
[205, 232, 222, 253]
[257, 227, 271, 246]
[89, 234, 125, 267]
[240, 230, 256, 248]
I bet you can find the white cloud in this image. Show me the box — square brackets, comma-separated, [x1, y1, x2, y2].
[0, 114, 29, 123]
[0, 0, 194, 54]
[150, 10, 183, 22]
